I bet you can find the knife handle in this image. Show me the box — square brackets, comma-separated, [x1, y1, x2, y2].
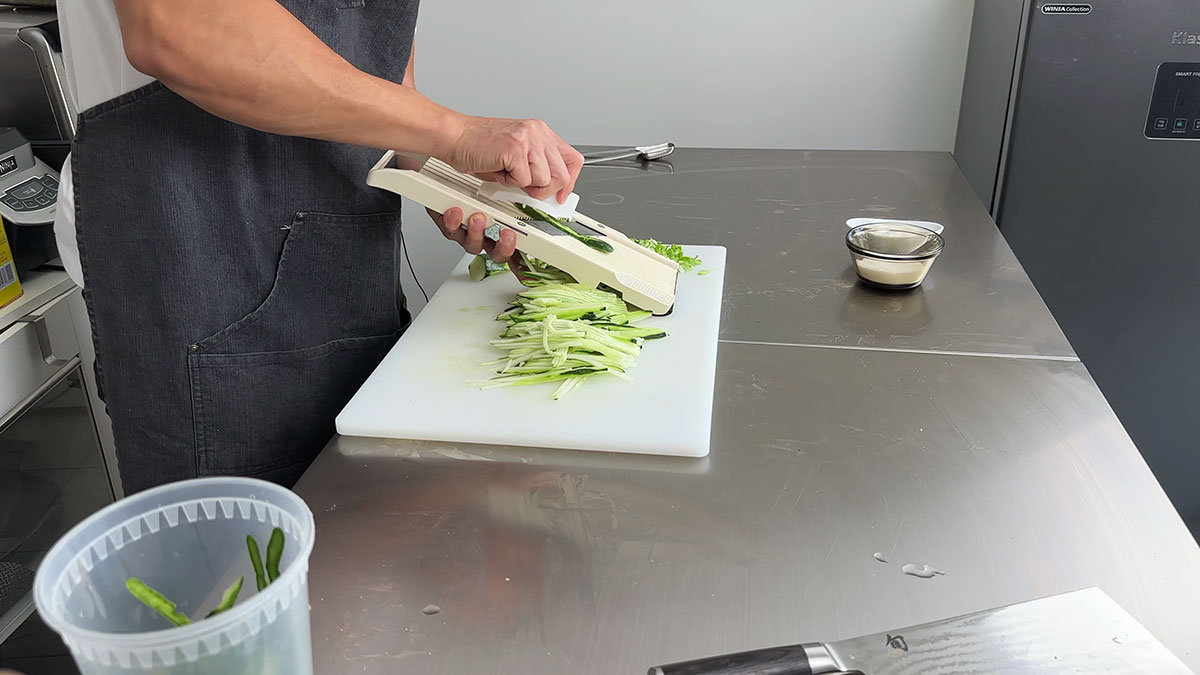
[648, 644, 816, 675]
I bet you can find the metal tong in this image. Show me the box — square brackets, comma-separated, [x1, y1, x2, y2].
[582, 142, 675, 165]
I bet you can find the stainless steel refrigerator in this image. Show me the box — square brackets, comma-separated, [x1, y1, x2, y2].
[955, 0, 1200, 538]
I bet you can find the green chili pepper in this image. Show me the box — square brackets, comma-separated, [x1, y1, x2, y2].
[126, 578, 191, 627]
[204, 576, 244, 619]
[265, 527, 284, 583]
[247, 535, 267, 592]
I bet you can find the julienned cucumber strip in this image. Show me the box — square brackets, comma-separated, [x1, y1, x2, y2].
[468, 239, 702, 399]
[631, 238, 702, 271]
[472, 288, 661, 399]
[512, 203, 614, 253]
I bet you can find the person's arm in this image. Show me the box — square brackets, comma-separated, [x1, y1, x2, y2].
[112, 0, 582, 200]
[114, 1, 454, 159]
[403, 43, 519, 264]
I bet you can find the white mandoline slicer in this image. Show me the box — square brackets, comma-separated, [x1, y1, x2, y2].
[366, 151, 680, 315]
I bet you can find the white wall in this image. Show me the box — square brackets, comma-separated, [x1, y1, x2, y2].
[400, 0, 975, 313]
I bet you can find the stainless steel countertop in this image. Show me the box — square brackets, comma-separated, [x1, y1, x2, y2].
[574, 148, 1074, 358]
[295, 150, 1199, 673]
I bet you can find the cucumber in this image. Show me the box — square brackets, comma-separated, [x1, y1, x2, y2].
[469, 254, 509, 281]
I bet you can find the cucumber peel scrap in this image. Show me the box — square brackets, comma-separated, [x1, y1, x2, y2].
[126, 527, 285, 628]
[247, 534, 268, 591]
[265, 527, 284, 584]
[469, 255, 509, 281]
[205, 576, 244, 619]
[126, 578, 192, 627]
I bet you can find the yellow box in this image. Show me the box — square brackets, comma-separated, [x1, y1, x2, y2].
[0, 215, 23, 309]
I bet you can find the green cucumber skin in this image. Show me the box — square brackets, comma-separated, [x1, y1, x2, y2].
[265, 527, 284, 583]
[513, 204, 613, 253]
[247, 535, 268, 592]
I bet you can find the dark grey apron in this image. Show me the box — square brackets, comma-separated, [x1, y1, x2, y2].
[73, 0, 419, 493]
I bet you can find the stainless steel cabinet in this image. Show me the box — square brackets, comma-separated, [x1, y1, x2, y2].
[0, 285, 113, 672]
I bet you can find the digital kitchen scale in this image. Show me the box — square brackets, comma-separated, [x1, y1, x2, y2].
[0, 127, 59, 227]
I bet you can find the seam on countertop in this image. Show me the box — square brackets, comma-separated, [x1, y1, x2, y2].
[717, 339, 1081, 363]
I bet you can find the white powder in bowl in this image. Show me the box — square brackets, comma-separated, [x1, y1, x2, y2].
[853, 256, 933, 287]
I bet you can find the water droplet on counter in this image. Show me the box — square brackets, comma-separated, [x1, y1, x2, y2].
[873, 552, 888, 563]
[901, 563, 945, 579]
[422, 604, 441, 616]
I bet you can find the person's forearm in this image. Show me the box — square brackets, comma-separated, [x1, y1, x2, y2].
[114, 0, 461, 158]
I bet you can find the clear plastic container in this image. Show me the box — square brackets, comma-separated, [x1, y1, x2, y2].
[33, 477, 315, 675]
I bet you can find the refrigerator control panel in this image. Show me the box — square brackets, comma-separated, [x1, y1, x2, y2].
[1145, 62, 1200, 139]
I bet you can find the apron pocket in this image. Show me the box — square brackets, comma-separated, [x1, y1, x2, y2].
[188, 332, 398, 478]
[195, 211, 403, 356]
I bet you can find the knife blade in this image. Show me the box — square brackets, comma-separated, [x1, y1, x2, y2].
[649, 587, 1193, 675]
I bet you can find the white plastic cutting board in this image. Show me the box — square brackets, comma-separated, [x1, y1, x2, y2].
[336, 246, 726, 457]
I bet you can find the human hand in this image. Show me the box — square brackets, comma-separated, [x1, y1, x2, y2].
[428, 206, 524, 280]
[443, 117, 583, 203]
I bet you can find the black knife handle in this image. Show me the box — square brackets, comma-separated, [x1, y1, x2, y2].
[648, 644, 813, 675]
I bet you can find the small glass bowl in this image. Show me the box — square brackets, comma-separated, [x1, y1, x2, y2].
[845, 223, 944, 290]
